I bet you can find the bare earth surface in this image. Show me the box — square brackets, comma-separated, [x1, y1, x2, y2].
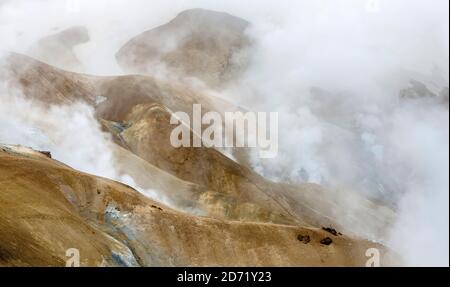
[0, 9, 398, 267]
[0, 146, 388, 267]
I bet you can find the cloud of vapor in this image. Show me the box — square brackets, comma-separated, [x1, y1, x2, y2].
[0, 0, 448, 76]
[386, 101, 449, 266]
[0, 87, 115, 178]
[0, 0, 448, 266]
[209, 0, 448, 266]
[0, 85, 174, 207]
[226, 1, 449, 266]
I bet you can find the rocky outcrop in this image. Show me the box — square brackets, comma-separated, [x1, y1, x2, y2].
[116, 9, 252, 88]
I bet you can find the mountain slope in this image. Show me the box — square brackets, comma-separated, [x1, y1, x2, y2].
[0, 145, 390, 267]
[116, 8, 251, 87]
[1, 52, 395, 238]
[28, 26, 90, 72]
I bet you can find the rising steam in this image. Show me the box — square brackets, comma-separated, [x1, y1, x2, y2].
[0, 0, 448, 266]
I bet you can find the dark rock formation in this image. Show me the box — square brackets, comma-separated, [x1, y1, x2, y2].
[320, 237, 333, 246]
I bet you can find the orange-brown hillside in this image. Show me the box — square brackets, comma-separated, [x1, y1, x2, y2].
[0, 145, 390, 267]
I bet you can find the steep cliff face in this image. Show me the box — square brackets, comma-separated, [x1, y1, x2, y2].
[116, 9, 252, 88]
[0, 145, 389, 267]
